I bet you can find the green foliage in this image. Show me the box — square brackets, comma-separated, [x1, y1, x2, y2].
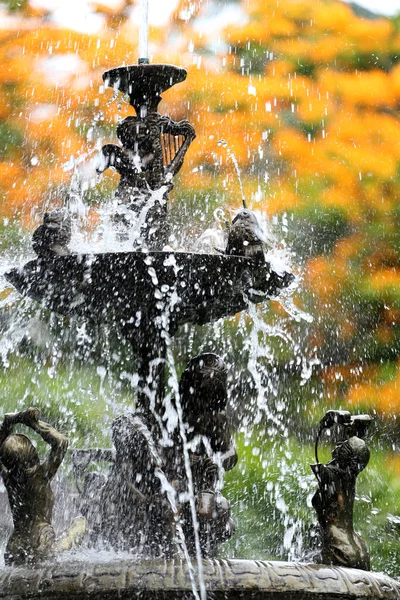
[355, 448, 400, 576]
[0, 222, 27, 252]
[295, 61, 316, 78]
[221, 433, 312, 560]
[3, 0, 28, 12]
[82, 177, 118, 206]
[337, 51, 400, 72]
[286, 204, 351, 259]
[0, 355, 134, 447]
[281, 111, 324, 139]
[1, 83, 26, 112]
[0, 122, 24, 159]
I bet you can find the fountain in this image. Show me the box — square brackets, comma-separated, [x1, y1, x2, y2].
[0, 2, 399, 599]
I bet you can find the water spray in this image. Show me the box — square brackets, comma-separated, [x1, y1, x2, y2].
[138, 0, 149, 64]
[217, 139, 247, 209]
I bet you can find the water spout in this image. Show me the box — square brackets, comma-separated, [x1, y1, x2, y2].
[139, 0, 149, 65]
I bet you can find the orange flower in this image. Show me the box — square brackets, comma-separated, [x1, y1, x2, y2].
[346, 18, 393, 53]
[311, 2, 353, 34]
[320, 69, 395, 108]
[369, 268, 400, 292]
[266, 183, 302, 215]
[346, 383, 377, 409]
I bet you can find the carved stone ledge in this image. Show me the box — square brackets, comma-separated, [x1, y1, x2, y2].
[0, 559, 398, 599]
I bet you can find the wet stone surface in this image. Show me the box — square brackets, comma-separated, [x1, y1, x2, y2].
[0, 559, 399, 599]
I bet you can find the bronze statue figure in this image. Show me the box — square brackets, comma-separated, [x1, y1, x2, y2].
[97, 111, 195, 249]
[72, 353, 237, 558]
[310, 410, 372, 570]
[74, 414, 174, 556]
[99, 413, 172, 555]
[175, 353, 237, 556]
[0, 408, 68, 565]
[225, 209, 265, 261]
[32, 209, 71, 258]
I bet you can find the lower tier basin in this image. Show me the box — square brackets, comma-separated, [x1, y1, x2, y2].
[5, 252, 293, 329]
[0, 559, 399, 599]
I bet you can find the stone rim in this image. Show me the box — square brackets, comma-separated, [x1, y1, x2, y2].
[0, 559, 399, 599]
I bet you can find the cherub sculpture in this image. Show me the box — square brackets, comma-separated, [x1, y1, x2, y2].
[99, 414, 172, 555]
[310, 410, 372, 570]
[0, 408, 68, 565]
[72, 353, 237, 558]
[175, 352, 237, 556]
[32, 209, 71, 258]
[99, 113, 195, 196]
[73, 414, 173, 556]
[97, 112, 195, 248]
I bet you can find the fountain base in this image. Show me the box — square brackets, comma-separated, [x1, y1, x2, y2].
[0, 559, 398, 599]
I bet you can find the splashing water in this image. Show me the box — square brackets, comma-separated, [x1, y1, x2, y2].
[165, 339, 207, 600]
[156, 461, 205, 600]
[217, 139, 247, 208]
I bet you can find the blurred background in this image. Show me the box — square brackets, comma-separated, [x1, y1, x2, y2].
[0, 0, 400, 575]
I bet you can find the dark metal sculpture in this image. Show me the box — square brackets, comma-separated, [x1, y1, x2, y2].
[3, 60, 292, 566]
[32, 209, 71, 258]
[5, 61, 293, 428]
[310, 410, 372, 571]
[72, 353, 236, 557]
[225, 209, 265, 261]
[0, 408, 68, 565]
[98, 413, 171, 555]
[173, 353, 237, 556]
[98, 64, 196, 249]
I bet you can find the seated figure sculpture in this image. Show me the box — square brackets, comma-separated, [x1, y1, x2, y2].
[310, 410, 372, 571]
[100, 113, 195, 196]
[75, 413, 179, 556]
[74, 352, 236, 558]
[99, 414, 173, 555]
[0, 408, 68, 565]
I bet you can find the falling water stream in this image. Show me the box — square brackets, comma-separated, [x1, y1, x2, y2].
[217, 139, 247, 209]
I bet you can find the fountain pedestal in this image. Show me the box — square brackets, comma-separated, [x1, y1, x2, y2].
[0, 559, 399, 600]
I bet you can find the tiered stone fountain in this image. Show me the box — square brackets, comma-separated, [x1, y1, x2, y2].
[1, 60, 399, 599]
